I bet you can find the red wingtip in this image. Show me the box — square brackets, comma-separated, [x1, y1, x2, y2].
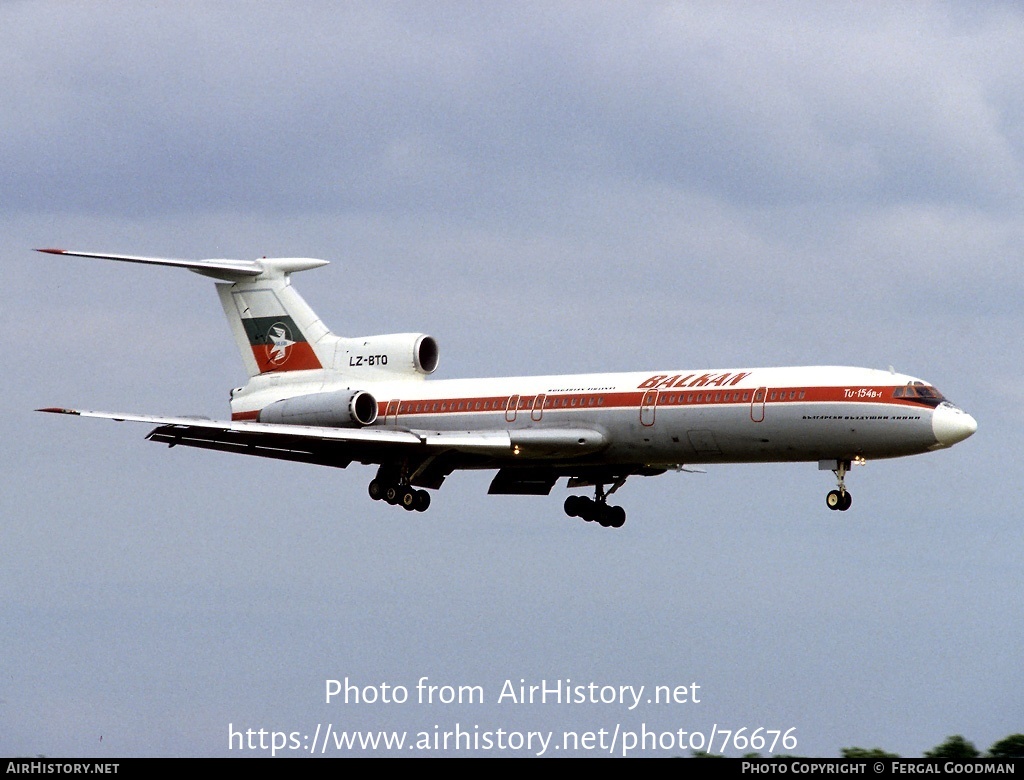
[35, 248, 67, 255]
[36, 407, 80, 415]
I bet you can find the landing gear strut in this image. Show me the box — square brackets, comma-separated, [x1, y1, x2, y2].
[368, 467, 431, 512]
[824, 460, 853, 511]
[563, 481, 627, 528]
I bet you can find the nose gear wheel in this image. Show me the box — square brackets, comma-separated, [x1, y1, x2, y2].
[825, 460, 853, 511]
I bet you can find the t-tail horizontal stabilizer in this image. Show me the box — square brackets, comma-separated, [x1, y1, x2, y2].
[35, 248, 328, 282]
[37, 247, 335, 377]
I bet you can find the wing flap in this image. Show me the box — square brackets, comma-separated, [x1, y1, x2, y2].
[145, 422, 364, 469]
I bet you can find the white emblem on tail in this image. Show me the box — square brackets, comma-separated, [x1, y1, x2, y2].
[266, 323, 295, 365]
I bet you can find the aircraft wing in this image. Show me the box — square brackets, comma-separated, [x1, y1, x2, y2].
[36, 408, 609, 468]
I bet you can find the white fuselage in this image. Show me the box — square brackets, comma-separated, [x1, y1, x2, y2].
[231, 364, 976, 468]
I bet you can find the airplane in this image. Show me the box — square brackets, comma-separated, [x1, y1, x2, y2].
[35, 248, 977, 528]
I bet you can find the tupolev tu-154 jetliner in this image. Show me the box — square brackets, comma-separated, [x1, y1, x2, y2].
[36, 249, 977, 528]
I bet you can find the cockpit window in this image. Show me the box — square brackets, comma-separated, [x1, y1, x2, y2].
[895, 382, 946, 406]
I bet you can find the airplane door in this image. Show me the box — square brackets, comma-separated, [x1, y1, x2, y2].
[385, 399, 400, 425]
[640, 389, 659, 427]
[505, 394, 520, 423]
[750, 388, 766, 423]
[531, 394, 545, 422]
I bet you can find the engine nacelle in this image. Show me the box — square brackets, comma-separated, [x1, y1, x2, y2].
[341, 333, 439, 376]
[258, 389, 378, 427]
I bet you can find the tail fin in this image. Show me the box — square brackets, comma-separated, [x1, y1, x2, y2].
[36, 249, 338, 377]
[37, 249, 438, 382]
[216, 265, 340, 376]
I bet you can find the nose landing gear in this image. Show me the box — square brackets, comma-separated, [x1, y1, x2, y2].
[823, 459, 853, 511]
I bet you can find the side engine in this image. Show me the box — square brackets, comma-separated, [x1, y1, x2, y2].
[258, 389, 378, 427]
[339, 333, 438, 377]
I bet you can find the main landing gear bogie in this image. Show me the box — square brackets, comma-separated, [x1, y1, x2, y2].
[564, 495, 626, 528]
[368, 478, 431, 512]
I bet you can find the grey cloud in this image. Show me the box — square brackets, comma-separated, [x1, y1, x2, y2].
[3, 3, 1021, 218]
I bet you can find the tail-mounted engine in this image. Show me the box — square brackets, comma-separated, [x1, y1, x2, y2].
[258, 389, 378, 427]
[339, 333, 439, 378]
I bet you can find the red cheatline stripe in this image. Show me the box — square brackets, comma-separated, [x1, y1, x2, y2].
[232, 385, 936, 422]
[376, 387, 934, 416]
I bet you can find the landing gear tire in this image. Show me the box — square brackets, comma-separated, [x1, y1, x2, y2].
[368, 479, 384, 501]
[384, 485, 400, 505]
[400, 487, 417, 511]
[415, 489, 431, 512]
[826, 490, 852, 511]
[565, 494, 625, 527]
[564, 495, 584, 518]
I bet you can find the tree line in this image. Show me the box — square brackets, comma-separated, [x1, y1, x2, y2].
[691, 732, 1024, 758]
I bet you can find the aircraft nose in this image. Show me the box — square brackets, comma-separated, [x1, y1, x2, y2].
[932, 404, 978, 447]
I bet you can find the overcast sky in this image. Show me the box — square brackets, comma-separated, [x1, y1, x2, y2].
[3, 2, 1021, 758]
